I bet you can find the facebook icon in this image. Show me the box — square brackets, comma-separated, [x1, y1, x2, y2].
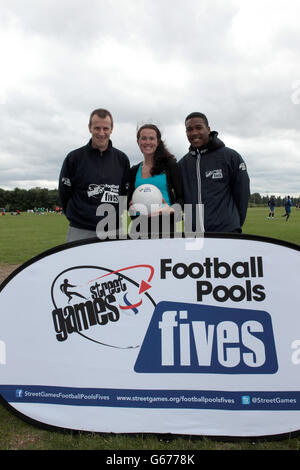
[15, 389, 23, 398]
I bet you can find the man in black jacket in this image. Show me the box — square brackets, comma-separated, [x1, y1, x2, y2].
[179, 112, 250, 233]
[59, 109, 130, 242]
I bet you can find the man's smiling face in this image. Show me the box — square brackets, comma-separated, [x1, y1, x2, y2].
[185, 117, 210, 148]
[89, 114, 113, 152]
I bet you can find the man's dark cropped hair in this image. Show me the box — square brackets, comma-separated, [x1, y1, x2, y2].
[185, 112, 209, 127]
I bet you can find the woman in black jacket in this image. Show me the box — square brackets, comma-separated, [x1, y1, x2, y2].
[128, 124, 183, 237]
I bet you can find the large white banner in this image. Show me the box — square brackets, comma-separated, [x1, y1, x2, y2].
[0, 234, 299, 437]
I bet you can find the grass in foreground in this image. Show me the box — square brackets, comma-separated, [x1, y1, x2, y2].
[0, 403, 300, 451]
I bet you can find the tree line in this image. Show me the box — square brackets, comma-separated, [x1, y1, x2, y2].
[0, 187, 60, 212]
[0, 187, 299, 212]
[249, 193, 300, 207]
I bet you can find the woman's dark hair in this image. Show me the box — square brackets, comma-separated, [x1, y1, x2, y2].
[137, 124, 175, 175]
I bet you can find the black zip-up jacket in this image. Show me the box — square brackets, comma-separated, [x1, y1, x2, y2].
[178, 131, 250, 232]
[59, 139, 130, 231]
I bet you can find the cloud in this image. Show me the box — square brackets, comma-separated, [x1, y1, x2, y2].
[0, 0, 300, 196]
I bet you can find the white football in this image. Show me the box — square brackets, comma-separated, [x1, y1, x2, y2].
[131, 184, 163, 215]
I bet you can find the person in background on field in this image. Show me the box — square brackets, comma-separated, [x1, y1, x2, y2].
[282, 195, 292, 221]
[267, 195, 275, 219]
[127, 124, 183, 236]
[59, 108, 130, 242]
[179, 112, 250, 233]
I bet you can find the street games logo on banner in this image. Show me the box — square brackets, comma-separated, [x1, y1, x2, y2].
[0, 234, 300, 437]
[51, 265, 156, 348]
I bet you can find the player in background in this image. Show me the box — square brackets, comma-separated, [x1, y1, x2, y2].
[282, 195, 292, 222]
[267, 195, 276, 219]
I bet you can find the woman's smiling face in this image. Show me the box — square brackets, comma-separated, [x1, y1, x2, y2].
[137, 128, 159, 157]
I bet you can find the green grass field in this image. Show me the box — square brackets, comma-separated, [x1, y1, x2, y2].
[0, 207, 299, 450]
[0, 212, 68, 265]
[0, 206, 299, 265]
[243, 206, 300, 245]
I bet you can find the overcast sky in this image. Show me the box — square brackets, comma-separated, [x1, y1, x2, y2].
[1, 0, 300, 196]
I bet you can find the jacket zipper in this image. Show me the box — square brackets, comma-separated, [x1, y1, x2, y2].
[196, 149, 202, 204]
[196, 149, 205, 232]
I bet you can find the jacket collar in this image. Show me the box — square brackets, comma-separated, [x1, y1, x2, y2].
[189, 147, 208, 156]
[87, 138, 113, 154]
[189, 130, 225, 157]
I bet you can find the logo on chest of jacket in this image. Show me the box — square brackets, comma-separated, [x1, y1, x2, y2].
[205, 169, 223, 179]
[87, 184, 120, 202]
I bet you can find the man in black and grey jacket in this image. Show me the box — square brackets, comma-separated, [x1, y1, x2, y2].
[178, 112, 250, 233]
[59, 109, 130, 242]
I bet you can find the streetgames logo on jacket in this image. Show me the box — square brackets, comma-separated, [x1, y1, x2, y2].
[50, 265, 156, 349]
[205, 169, 223, 179]
[87, 183, 120, 203]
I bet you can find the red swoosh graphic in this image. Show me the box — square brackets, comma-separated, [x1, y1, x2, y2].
[119, 298, 143, 310]
[87, 264, 154, 294]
